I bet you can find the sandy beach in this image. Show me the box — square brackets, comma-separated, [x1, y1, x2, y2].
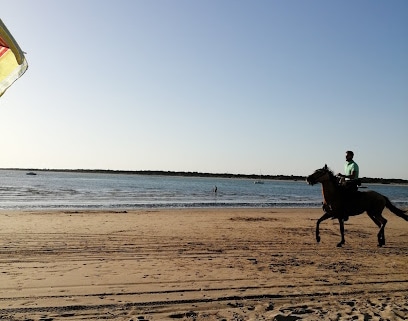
[0, 208, 407, 320]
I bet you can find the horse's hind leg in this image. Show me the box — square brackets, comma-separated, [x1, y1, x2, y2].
[378, 216, 387, 247]
[368, 212, 387, 247]
[337, 218, 345, 247]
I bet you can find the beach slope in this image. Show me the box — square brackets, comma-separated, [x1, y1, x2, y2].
[0, 209, 407, 320]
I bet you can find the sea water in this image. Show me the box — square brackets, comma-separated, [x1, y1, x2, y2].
[0, 170, 407, 210]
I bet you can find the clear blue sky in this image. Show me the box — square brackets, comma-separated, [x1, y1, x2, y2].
[1, 1, 407, 179]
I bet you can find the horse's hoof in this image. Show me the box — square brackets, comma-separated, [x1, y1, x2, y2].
[337, 243, 343, 247]
[316, 236, 321, 243]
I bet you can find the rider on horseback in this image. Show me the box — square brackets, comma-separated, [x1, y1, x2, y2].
[337, 151, 360, 220]
[338, 151, 359, 187]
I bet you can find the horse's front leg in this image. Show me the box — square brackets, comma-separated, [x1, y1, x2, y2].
[316, 212, 332, 243]
[337, 218, 346, 247]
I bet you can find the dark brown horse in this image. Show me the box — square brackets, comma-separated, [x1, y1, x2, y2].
[307, 165, 408, 247]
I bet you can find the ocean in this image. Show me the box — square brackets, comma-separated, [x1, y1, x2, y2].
[0, 170, 407, 210]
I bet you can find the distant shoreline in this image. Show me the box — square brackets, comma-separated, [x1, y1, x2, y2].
[1, 168, 407, 185]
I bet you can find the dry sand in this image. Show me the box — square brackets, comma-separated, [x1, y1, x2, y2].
[0, 208, 407, 320]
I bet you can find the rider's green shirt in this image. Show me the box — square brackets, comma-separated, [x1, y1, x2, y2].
[345, 160, 359, 179]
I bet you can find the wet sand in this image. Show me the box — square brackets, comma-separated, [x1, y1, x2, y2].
[0, 208, 407, 320]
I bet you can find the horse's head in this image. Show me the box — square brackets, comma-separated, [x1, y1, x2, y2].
[306, 164, 334, 185]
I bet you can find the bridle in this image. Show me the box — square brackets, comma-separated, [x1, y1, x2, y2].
[307, 168, 330, 185]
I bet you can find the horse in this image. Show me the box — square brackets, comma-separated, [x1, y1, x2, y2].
[306, 165, 408, 247]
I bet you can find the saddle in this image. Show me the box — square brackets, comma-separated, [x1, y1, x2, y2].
[323, 179, 362, 220]
[342, 181, 362, 218]
[337, 177, 361, 192]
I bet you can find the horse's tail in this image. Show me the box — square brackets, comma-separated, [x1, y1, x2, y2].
[385, 197, 408, 221]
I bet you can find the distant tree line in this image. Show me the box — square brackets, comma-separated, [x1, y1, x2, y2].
[3, 168, 407, 185]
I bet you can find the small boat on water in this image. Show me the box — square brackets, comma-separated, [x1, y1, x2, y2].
[254, 171, 264, 184]
[26, 172, 37, 176]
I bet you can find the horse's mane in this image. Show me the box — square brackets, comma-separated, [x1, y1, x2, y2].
[324, 166, 335, 177]
[322, 165, 339, 184]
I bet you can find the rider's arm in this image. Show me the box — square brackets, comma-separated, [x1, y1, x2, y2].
[338, 170, 357, 179]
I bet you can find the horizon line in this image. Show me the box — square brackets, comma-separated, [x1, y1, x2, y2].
[0, 167, 407, 183]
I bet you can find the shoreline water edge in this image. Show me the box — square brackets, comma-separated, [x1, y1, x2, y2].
[0, 169, 407, 210]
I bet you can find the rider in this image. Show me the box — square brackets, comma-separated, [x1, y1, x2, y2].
[338, 151, 359, 188]
[337, 151, 360, 220]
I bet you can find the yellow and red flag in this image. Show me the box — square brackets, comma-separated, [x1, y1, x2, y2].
[0, 19, 28, 97]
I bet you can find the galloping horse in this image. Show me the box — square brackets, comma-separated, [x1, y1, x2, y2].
[307, 165, 407, 247]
